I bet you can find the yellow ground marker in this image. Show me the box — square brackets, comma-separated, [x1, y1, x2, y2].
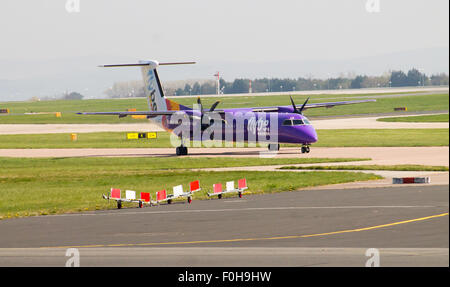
[41, 212, 448, 249]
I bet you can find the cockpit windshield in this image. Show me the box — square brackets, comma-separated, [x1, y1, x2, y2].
[282, 118, 311, 126]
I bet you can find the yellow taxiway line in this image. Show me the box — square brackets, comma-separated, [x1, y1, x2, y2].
[40, 212, 449, 249]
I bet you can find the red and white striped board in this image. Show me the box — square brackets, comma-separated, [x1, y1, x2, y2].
[393, 177, 430, 184]
[238, 178, 247, 190]
[208, 179, 248, 199]
[140, 192, 151, 203]
[156, 190, 167, 202]
[190, 180, 201, 193]
[110, 188, 121, 199]
[104, 188, 149, 209]
[213, 183, 222, 194]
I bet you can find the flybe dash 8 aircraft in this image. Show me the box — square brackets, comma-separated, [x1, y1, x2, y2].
[78, 61, 375, 156]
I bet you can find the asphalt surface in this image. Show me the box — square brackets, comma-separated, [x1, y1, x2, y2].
[1, 147, 447, 167]
[0, 185, 447, 266]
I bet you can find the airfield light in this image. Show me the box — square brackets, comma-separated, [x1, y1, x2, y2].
[214, 72, 220, 95]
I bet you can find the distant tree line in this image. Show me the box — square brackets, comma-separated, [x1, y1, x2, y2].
[104, 80, 145, 98]
[105, 68, 449, 98]
[36, 91, 84, 101]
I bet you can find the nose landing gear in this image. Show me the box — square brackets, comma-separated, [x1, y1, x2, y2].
[176, 145, 188, 156]
[301, 145, 310, 154]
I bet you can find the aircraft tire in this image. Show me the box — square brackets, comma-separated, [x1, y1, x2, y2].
[176, 146, 188, 156]
[268, 144, 280, 151]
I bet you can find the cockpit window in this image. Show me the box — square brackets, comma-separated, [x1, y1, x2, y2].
[282, 119, 292, 126]
[292, 119, 304, 125]
[283, 118, 311, 126]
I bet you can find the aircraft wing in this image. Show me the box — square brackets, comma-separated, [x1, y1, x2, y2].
[300, 99, 376, 109]
[77, 111, 192, 118]
[251, 99, 376, 112]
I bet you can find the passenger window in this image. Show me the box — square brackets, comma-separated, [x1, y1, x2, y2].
[282, 119, 292, 126]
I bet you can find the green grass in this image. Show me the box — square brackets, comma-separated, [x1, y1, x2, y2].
[0, 157, 370, 171]
[310, 129, 448, 147]
[0, 157, 380, 219]
[0, 93, 448, 124]
[279, 165, 449, 171]
[377, 114, 449, 123]
[0, 129, 447, 148]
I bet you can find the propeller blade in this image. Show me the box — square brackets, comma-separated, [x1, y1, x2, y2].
[208, 101, 221, 112]
[290, 96, 300, 114]
[196, 97, 204, 114]
[298, 97, 310, 114]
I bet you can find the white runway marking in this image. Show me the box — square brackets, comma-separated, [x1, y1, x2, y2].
[38, 205, 442, 218]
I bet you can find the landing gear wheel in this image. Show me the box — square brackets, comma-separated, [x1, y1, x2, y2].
[268, 144, 280, 151]
[238, 192, 242, 198]
[176, 146, 188, 156]
[218, 194, 222, 199]
[117, 201, 122, 209]
[139, 201, 143, 208]
[187, 197, 192, 204]
[301, 146, 310, 154]
[168, 199, 172, 204]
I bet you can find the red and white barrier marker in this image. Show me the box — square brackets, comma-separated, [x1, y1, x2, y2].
[101, 180, 202, 209]
[208, 179, 248, 199]
[392, 177, 431, 184]
[103, 188, 149, 209]
[156, 190, 167, 203]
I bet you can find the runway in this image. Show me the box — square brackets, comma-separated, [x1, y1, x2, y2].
[0, 185, 447, 266]
[0, 146, 448, 166]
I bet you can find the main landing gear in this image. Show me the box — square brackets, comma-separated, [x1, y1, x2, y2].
[301, 145, 310, 154]
[268, 144, 280, 151]
[176, 145, 188, 156]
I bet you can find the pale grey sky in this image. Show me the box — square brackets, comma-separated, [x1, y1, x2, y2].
[0, 0, 448, 100]
[0, 0, 448, 62]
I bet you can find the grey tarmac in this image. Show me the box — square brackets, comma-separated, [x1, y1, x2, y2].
[0, 185, 447, 266]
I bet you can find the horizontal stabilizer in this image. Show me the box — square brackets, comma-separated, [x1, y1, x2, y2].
[99, 61, 196, 68]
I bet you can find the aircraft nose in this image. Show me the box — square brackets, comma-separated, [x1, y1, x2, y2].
[305, 127, 318, 143]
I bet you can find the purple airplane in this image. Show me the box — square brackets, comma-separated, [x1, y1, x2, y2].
[79, 61, 375, 155]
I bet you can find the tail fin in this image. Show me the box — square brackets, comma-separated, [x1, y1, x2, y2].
[100, 60, 194, 113]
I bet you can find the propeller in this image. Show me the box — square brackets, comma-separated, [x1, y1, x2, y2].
[290, 96, 310, 114]
[196, 97, 221, 128]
